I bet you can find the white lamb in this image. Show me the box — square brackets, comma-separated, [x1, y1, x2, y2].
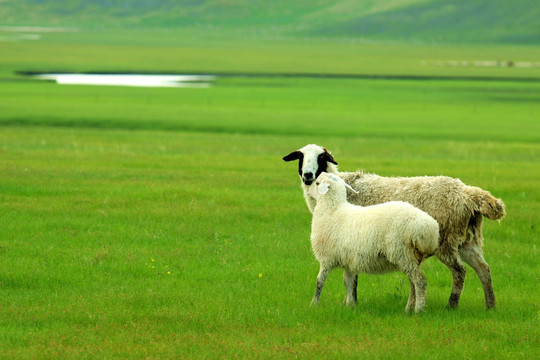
[309, 173, 439, 313]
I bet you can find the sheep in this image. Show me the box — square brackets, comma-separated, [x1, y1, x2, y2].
[309, 173, 439, 313]
[283, 144, 506, 309]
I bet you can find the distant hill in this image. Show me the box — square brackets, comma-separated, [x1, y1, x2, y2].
[1, 0, 539, 44]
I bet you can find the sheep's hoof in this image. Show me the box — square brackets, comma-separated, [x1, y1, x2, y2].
[446, 294, 460, 309]
[485, 302, 497, 310]
[310, 300, 320, 307]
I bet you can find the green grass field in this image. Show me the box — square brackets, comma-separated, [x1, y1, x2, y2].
[1, 26, 539, 359]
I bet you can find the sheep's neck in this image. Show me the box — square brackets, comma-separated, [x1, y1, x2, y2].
[301, 183, 317, 214]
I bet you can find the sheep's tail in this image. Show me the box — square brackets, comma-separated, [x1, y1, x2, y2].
[465, 186, 506, 221]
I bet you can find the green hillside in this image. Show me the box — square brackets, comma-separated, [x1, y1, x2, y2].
[1, 0, 539, 44]
[314, 0, 540, 44]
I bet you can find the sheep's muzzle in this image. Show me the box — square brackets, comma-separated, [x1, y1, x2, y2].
[303, 172, 315, 185]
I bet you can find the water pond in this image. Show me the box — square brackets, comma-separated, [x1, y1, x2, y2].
[32, 73, 216, 88]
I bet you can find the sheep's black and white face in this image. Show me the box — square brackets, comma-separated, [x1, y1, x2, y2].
[282, 144, 338, 185]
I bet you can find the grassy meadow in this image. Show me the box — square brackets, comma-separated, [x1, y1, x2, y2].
[0, 28, 539, 359]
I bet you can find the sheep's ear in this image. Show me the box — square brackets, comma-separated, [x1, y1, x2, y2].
[318, 181, 330, 195]
[283, 151, 302, 162]
[322, 148, 338, 165]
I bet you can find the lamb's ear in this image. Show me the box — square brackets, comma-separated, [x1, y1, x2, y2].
[345, 183, 359, 194]
[322, 148, 338, 165]
[283, 151, 302, 162]
[318, 181, 330, 195]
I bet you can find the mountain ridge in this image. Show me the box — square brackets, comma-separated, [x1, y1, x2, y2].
[1, 0, 539, 44]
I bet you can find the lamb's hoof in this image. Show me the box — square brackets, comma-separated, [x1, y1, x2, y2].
[310, 300, 319, 307]
[405, 307, 424, 315]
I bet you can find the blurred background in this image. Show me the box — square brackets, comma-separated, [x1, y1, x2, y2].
[1, 0, 539, 77]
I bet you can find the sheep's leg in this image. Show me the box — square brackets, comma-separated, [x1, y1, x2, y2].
[343, 270, 357, 306]
[353, 274, 358, 303]
[437, 246, 466, 309]
[405, 278, 416, 313]
[311, 266, 330, 306]
[406, 268, 427, 313]
[343, 272, 358, 305]
[459, 242, 496, 309]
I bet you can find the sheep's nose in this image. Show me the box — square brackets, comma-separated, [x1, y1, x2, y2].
[303, 172, 315, 185]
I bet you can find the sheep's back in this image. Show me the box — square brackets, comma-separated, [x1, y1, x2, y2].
[341, 172, 473, 240]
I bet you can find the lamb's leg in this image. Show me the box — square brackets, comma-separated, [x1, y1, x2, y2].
[459, 242, 496, 309]
[436, 245, 466, 309]
[406, 268, 427, 313]
[343, 270, 357, 306]
[311, 266, 330, 306]
[405, 278, 416, 313]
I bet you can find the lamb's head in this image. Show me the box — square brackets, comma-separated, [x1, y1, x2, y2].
[310, 173, 359, 201]
[282, 144, 338, 185]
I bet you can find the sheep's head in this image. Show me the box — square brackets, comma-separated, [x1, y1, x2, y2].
[310, 173, 359, 200]
[282, 144, 338, 185]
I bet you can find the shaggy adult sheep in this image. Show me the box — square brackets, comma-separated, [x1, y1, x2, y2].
[309, 173, 439, 313]
[283, 144, 506, 309]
